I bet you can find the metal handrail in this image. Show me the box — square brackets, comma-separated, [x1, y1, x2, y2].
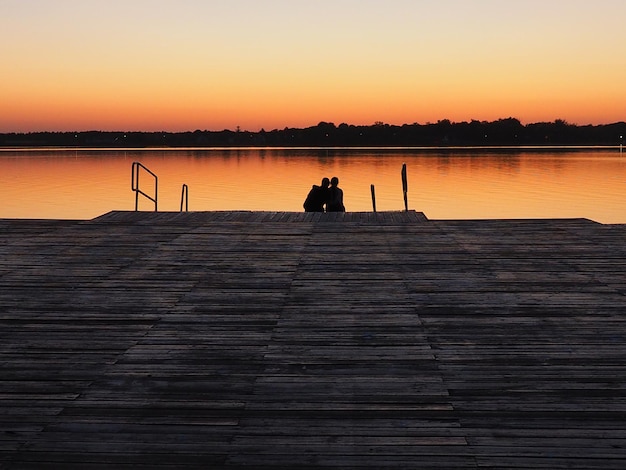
[180, 184, 189, 212]
[131, 162, 158, 211]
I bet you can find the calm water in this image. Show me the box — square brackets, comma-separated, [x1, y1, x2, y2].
[1, 147, 625, 223]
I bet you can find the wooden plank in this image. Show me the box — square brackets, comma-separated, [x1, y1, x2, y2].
[1, 212, 626, 468]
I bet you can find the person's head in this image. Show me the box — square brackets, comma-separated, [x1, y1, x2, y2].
[330, 176, 339, 187]
[321, 177, 330, 187]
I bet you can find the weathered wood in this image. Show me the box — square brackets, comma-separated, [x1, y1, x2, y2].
[0, 211, 625, 468]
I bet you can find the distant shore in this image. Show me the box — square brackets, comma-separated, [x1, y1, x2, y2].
[0, 145, 621, 153]
[2, 118, 625, 148]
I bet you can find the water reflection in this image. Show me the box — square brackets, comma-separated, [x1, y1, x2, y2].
[0, 148, 625, 223]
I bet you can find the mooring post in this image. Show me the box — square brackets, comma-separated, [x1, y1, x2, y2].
[371, 184, 377, 212]
[180, 184, 189, 212]
[401, 163, 408, 211]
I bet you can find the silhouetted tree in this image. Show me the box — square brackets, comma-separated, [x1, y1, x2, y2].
[2, 119, 626, 148]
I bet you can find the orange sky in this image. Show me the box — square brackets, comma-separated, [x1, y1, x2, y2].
[2, 0, 625, 132]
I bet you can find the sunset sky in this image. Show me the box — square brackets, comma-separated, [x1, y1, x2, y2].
[2, 0, 626, 132]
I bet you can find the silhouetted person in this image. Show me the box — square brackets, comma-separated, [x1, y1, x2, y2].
[303, 177, 330, 212]
[327, 176, 345, 212]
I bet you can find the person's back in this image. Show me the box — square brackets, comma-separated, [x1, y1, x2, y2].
[303, 177, 330, 212]
[326, 176, 345, 212]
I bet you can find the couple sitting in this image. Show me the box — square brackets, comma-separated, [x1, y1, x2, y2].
[303, 176, 345, 212]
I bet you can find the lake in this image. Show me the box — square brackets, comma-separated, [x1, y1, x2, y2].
[1, 147, 625, 223]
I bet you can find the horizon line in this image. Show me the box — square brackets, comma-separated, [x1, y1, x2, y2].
[3, 118, 626, 135]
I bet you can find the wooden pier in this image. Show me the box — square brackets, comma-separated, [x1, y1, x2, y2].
[1, 210, 626, 469]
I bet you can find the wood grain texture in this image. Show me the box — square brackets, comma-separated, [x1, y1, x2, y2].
[0, 211, 625, 468]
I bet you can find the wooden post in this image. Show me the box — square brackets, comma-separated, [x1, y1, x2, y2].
[180, 184, 189, 212]
[371, 184, 376, 212]
[401, 163, 408, 211]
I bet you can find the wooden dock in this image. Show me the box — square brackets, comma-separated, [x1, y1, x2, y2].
[1, 210, 625, 469]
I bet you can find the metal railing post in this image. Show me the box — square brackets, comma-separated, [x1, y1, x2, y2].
[131, 162, 158, 211]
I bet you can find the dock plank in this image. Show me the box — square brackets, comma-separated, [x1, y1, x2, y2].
[0, 211, 625, 468]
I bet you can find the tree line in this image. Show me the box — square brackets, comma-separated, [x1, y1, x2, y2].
[1, 118, 625, 148]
